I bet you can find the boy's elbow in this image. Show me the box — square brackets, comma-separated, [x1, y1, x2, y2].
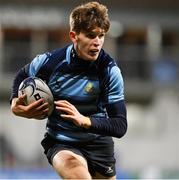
[115, 119, 128, 138]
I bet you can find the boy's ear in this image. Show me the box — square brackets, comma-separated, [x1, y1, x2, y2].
[69, 31, 77, 43]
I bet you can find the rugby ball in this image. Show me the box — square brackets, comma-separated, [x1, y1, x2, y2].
[18, 77, 54, 117]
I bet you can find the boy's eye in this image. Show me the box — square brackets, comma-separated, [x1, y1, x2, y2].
[86, 33, 96, 39]
[86, 33, 105, 39]
[99, 33, 105, 38]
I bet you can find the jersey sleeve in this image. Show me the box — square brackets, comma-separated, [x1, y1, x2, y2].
[10, 53, 49, 102]
[103, 65, 124, 104]
[28, 53, 49, 76]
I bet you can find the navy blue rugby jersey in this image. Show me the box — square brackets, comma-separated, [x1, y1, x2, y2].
[11, 44, 127, 142]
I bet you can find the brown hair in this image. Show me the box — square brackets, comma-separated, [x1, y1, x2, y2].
[69, 1, 110, 34]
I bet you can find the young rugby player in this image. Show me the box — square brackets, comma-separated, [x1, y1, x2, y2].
[11, 2, 127, 179]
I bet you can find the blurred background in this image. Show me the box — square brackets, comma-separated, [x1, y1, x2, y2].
[0, 0, 179, 179]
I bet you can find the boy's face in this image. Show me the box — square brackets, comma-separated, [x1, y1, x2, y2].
[70, 27, 105, 61]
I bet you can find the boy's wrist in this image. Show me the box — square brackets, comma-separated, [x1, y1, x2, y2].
[82, 116, 91, 129]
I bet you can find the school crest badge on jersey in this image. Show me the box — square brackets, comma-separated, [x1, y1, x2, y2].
[84, 82, 97, 95]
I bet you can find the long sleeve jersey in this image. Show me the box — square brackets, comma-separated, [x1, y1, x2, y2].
[11, 44, 127, 142]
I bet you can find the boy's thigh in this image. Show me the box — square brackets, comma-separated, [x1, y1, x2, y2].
[52, 149, 88, 169]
